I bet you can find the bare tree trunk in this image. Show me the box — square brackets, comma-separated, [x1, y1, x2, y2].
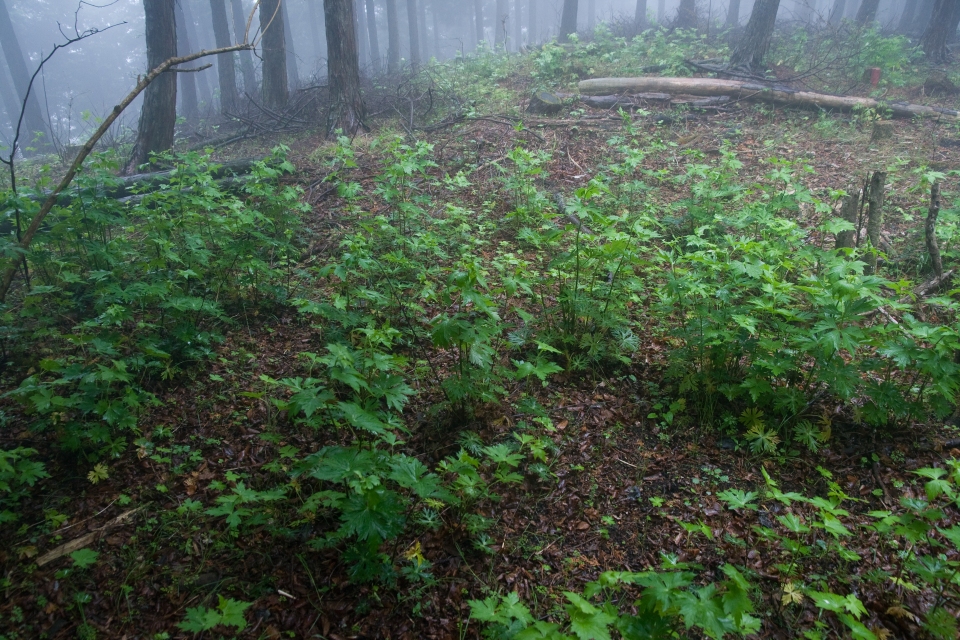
[355, 0, 370, 69]
[260, 0, 288, 108]
[828, 0, 846, 24]
[474, 0, 485, 46]
[559, 0, 578, 41]
[407, 0, 421, 67]
[386, 0, 401, 70]
[921, 0, 960, 62]
[127, 0, 178, 174]
[855, 0, 880, 23]
[282, 0, 301, 89]
[635, 0, 649, 27]
[529, 0, 538, 42]
[726, 0, 742, 26]
[898, 0, 917, 31]
[496, 0, 508, 49]
[0, 52, 22, 137]
[231, 0, 258, 92]
[729, 0, 781, 69]
[180, 0, 215, 107]
[433, 4, 442, 57]
[864, 170, 886, 276]
[515, 0, 523, 49]
[325, 0, 366, 134]
[209, 0, 239, 112]
[0, 0, 50, 150]
[676, 0, 698, 27]
[174, 1, 200, 120]
[835, 189, 860, 250]
[365, 0, 382, 70]
[927, 182, 944, 277]
[418, 0, 430, 59]
[913, 0, 936, 32]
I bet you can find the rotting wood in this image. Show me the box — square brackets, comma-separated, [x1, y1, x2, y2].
[36, 508, 141, 567]
[835, 188, 859, 251]
[926, 182, 944, 277]
[577, 77, 960, 120]
[864, 171, 886, 276]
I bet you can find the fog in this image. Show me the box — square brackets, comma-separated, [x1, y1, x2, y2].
[0, 0, 923, 149]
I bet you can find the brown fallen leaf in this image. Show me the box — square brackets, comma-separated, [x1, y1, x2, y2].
[576, 521, 590, 531]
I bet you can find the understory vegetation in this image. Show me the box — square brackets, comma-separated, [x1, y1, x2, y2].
[2, 26, 960, 640]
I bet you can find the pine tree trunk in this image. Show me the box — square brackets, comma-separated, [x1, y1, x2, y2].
[529, 0, 538, 43]
[386, 0, 401, 70]
[231, 0, 258, 92]
[281, 0, 300, 89]
[729, 0, 781, 69]
[181, 0, 214, 106]
[726, 0, 742, 26]
[635, 0, 649, 27]
[324, 0, 366, 135]
[0, 0, 50, 151]
[260, 0, 288, 108]
[898, 0, 917, 32]
[855, 0, 880, 24]
[127, 0, 178, 174]
[474, 0, 485, 46]
[407, 0, 421, 68]
[355, 0, 370, 69]
[828, 0, 846, 24]
[913, 0, 936, 33]
[559, 0, 578, 41]
[209, 0, 239, 112]
[366, 0, 382, 70]
[676, 0, 697, 27]
[174, 1, 200, 120]
[496, 0, 508, 49]
[920, 0, 960, 62]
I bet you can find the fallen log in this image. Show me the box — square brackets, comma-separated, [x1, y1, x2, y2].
[578, 77, 960, 120]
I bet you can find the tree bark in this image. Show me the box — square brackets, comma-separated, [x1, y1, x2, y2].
[676, 0, 697, 27]
[559, 0, 578, 41]
[864, 170, 886, 276]
[126, 0, 178, 174]
[496, 0, 508, 49]
[407, 0, 421, 68]
[180, 0, 214, 106]
[0, 51, 21, 139]
[920, 0, 960, 63]
[386, 0, 401, 70]
[174, 1, 201, 120]
[729, 0, 782, 70]
[325, 0, 366, 135]
[418, 0, 430, 59]
[913, 0, 936, 32]
[281, 0, 301, 89]
[260, 0, 288, 108]
[835, 188, 860, 251]
[0, 0, 50, 151]
[828, 0, 846, 24]
[209, 0, 239, 112]
[635, 0, 649, 27]
[855, 0, 880, 24]
[365, 0, 382, 70]
[927, 182, 944, 277]
[726, 0, 742, 26]
[474, 0, 485, 46]
[898, 0, 917, 32]
[231, 0, 258, 92]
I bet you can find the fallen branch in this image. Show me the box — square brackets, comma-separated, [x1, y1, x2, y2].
[578, 77, 960, 121]
[36, 508, 140, 567]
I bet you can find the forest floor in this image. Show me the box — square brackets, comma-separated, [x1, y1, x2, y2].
[4, 51, 960, 640]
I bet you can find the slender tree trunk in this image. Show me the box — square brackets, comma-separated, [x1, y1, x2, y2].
[365, 0, 382, 70]
[325, 0, 366, 134]
[855, 0, 880, 23]
[231, 0, 258, 92]
[835, 189, 860, 250]
[828, 0, 846, 23]
[433, 5, 442, 58]
[281, 0, 301, 89]
[676, 0, 697, 27]
[0, 0, 50, 150]
[926, 183, 944, 277]
[181, 0, 215, 106]
[729, 0, 781, 69]
[174, 1, 200, 120]
[474, 0, 485, 45]
[529, 0, 538, 43]
[726, 0, 741, 26]
[354, 0, 370, 69]
[495, 0, 508, 49]
[864, 170, 886, 275]
[418, 0, 430, 59]
[386, 0, 401, 70]
[515, 0, 523, 49]
[559, 0, 578, 41]
[407, 0, 421, 67]
[921, 0, 960, 62]
[0, 52, 22, 138]
[898, 0, 917, 31]
[635, 0, 649, 27]
[127, 0, 178, 173]
[260, 0, 288, 108]
[209, 0, 239, 112]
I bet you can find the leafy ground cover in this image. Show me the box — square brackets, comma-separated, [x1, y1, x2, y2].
[2, 29, 960, 640]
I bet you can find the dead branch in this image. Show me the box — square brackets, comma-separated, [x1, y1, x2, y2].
[926, 182, 944, 278]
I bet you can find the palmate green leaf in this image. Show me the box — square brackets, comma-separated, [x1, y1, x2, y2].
[296, 447, 377, 483]
[216, 595, 251, 630]
[923, 607, 959, 640]
[178, 605, 221, 633]
[837, 614, 877, 640]
[387, 455, 444, 499]
[483, 443, 524, 467]
[516, 621, 576, 640]
[564, 592, 615, 640]
[70, 548, 99, 569]
[338, 487, 406, 542]
[675, 585, 730, 639]
[716, 489, 758, 511]
[938, 524, 960, 550]
[338, 402, 390, 436]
